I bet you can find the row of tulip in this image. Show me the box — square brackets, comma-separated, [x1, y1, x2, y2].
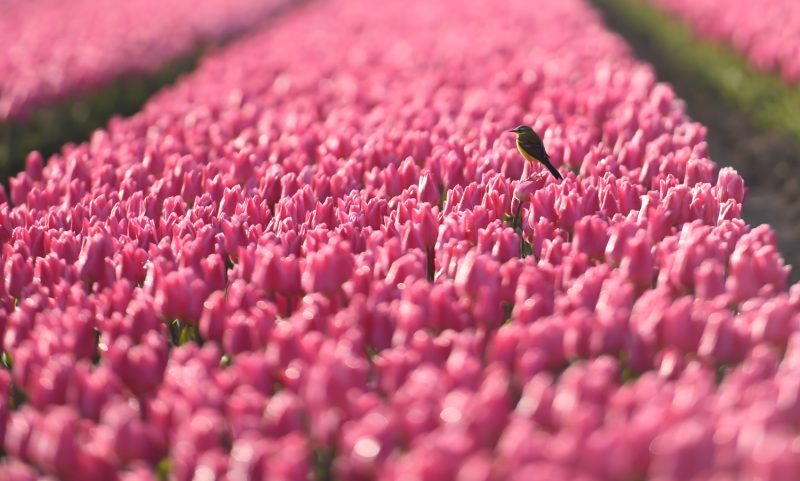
[0, 0, 291, 122]
[649, 0, 800, 84]
[1, 0, 798, 479]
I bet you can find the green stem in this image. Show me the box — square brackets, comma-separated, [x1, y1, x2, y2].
[426, 246, 435, 282]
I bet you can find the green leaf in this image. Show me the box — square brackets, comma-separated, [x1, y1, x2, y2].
[178, 324, 198, 345]
[1, 351, 12, 370]
[157, 457, 171, 481]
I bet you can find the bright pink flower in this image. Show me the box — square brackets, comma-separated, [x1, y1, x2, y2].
[67, 364, 123, 420]
[555, 192, 583, 231]
[0, 460, 38, 481]
[27, 407, 80, 477]
[715, 167, 747, 203]
[26, 354, 72, 408]
[511, 175, 547, 212]
[77, 233, 115, 287]
[750, 297, 794, 345]
[199, 290, 227, 342]
[684, 157, 716, 186]
[154, 270, 208, 323]
[490, 227, 520, 263]
[414, 204, 439, 249]
[698, 311, 746, 364]
[619, 232, 654, 286]
[107, 331, 167, 397]
[661, 297, 704, 352]
[694, 259, 726, 299]
[5, 253, 33, 298]
[572, 216, 609, 260]
[418, 171, 441, 205]
[727, 228, 790, 301]
[649, 420, 715, 479]
[101, 400, 162, 464]
[302, 242, 354, 296]
[4, 408, 36, 461]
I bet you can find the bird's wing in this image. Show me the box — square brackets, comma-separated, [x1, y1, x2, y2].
[518, 136, 549, 161]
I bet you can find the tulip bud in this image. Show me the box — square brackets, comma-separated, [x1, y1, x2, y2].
[418, 172, 441, 205]
[6, 253, 33, 298]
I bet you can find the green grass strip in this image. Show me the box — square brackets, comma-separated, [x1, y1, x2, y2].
[593, 0, 800, 143]
[0, 50, 203, 184]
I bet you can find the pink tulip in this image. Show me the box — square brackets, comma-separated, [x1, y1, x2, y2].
[27, 407, 80, 477]
[101, 400, 163, 464]
[0, 460, 39, 481]
[727, 228, 790, 301]
[649, 420, 715, 479]
[750, 297, 794, 345]
[511, 176, 546, 213]
[620, 232, 654, 287]
[107, 331, 167, 397]
[6, 253, 33, 298]
[698, 311, 746, 365]
[302, 242, 354, 296]
[572, 216, 609, 260]
[418, 172, 441, 205]
[77, 233, 115, 287]
[715, 167, 747, 203]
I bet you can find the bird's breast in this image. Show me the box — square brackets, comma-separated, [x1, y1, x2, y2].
[516, 139, 541, 163]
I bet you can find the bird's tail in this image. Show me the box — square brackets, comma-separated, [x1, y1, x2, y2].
[543, 159, 563, 181]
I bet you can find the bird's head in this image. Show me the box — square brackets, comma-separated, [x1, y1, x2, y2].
[509, 125, 535, 139]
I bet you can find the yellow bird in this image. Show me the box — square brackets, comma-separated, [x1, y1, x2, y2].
[509, 125, 562, 181]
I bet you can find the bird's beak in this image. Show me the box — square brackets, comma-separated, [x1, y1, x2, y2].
[508, 128, 517, 133]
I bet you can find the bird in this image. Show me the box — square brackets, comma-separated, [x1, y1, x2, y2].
[508, 125, 562, 181]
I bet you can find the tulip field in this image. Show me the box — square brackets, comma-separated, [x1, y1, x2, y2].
[1, 0, 800, 480]
[0, 0, 290, 121]
[0, 0, 293, 180]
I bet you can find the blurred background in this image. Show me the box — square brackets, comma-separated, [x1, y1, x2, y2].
[593, 0, 800, 282]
